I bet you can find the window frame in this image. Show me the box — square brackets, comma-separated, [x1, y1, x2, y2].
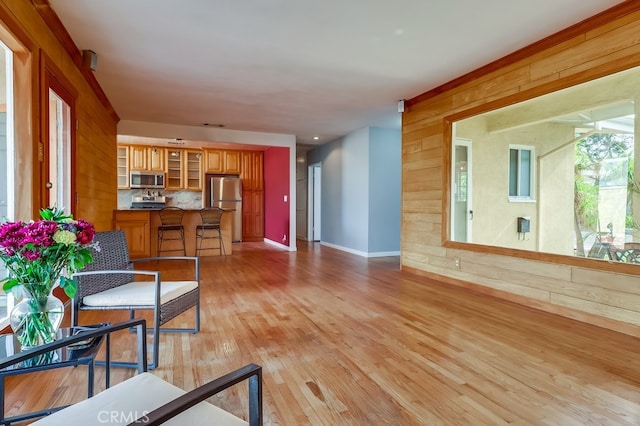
[508, 144, 535, 202]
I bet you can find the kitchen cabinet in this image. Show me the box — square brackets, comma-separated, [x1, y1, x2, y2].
[185, 150, 202, 190]
[126, 145, 165, 172]
[166, 149, 183, 190]
[165, 149, 202, 190]
[205, 150, 223, 173]
[117, 146, 129, 188]
[240, 151, 264, 240]
[148, 148, 165, 171]
[129, 145, 148, 171]
[241, 151, 264, 191]
[205, 149, 241, 174]
[242, 190, 264, 241]
[224, 151, 241, 174]
[113, 210, 150, 259]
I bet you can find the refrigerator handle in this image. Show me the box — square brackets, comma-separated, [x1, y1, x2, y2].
[209, 177, 215, 207]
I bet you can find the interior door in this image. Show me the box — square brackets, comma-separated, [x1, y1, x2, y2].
[47, 89, 71, 211]
[307, 164, 321, 242]
[41, 62, 76, 215]
[452, 138, 472, 242]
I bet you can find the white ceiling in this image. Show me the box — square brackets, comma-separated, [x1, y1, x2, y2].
[48, 0, 624, 146]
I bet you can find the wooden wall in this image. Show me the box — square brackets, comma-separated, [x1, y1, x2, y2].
[402, 2, 640, 336]
[1, 0, 118, 230]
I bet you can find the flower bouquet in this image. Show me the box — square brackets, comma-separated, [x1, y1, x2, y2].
[0, 207, 97, 348]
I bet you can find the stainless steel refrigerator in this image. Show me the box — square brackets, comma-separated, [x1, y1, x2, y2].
[207, 175, 242, 242]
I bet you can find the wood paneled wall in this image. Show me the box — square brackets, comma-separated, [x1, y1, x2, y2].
[402, 2, 640, 336]
[1, 0, 118, 230]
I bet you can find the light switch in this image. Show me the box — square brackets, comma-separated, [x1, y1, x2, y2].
[284, 195, 288, 202]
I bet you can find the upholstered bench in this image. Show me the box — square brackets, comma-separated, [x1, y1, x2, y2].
[33, 364, 262, 425]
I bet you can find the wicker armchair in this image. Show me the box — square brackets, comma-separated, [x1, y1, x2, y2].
[71, 230, 200, 370]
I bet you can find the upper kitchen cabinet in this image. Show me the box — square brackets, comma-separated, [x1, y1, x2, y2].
[205, 149, 222, 173]
[129, 145, 148, 171]
[128, 145, 165, 172]
[185, 150, 202, 190]
[224, 151, 241, 174]
[148, 148, 165, 171]
[166, 149, 183, 190]
[165, 149, 202, 191]
[117, 146, 129, 189]
[241, 151, 264, 191]
[205, 149, 241, 174]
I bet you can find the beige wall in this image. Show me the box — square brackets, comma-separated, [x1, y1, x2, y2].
[402, 3, 640, 335]
[457, 116, 575, 254]
[0, 1, 118, 229]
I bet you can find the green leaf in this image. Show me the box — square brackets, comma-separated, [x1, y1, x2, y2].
[58, 276, 77, 298]
[1, 278, 19, 293]
[39, 208, 53, 220]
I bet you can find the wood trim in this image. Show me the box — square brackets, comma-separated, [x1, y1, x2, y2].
[401, 264, 640, 338]
[441, 118, 452, 244]
[0, 2, 36, 52]
[443, 239, 640, 275]
[30, 0, 119, 123]
[406, 1, 640, 107]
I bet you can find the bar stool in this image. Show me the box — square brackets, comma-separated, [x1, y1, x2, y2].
[195, 207, 226, 256]
[157, 207, 186, 256]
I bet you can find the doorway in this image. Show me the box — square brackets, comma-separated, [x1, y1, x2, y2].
[452, 138, 472, 242]
[41, 62, 76, 214]
[307, 163, 321, 241]
[47, 89, 71, 211]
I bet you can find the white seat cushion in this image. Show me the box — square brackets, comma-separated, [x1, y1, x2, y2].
[33, 372, 248, 425]
[82, 280, 198, 307]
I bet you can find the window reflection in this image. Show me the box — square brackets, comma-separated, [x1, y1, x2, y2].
[451, 66, 640, 264]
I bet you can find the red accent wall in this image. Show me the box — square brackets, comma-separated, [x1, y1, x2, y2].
[264, 147, 290, 246]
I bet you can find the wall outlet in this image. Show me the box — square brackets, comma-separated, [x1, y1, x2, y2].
[283, 234, 287, 242]
[454, 257, 461, 269]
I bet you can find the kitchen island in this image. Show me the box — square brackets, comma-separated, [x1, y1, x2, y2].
[113, 209, 233, 258]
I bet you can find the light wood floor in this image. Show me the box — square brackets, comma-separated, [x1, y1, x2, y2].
[5, 241, 640, 425]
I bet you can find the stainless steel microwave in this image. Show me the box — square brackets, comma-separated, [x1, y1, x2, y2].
[130, 171, 165, 189]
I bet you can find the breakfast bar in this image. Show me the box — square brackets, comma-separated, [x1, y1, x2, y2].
[113, 209, 233, 258]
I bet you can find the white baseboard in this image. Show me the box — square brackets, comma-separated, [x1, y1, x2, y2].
[320, 241, 400, 258]
[263, 238, 296, 251]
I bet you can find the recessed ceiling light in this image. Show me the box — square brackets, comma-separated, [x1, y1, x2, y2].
[313, 136, 320, 140]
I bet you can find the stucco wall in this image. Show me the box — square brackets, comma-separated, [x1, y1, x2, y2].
[457, 117, 575, 254]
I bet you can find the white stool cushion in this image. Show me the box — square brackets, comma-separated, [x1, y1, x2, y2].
[33, 372, 248, 425]
[82, 281, 198, 307]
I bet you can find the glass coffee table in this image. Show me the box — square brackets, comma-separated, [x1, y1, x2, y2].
[0, 323, 110, 424]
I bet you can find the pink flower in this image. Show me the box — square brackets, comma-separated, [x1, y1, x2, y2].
[0, 207, 97, 300]
[75, 219, 95, 245]
[0, 221, 25, 251]
[22, 221, 57, 248]
[23, 249, 41, 261]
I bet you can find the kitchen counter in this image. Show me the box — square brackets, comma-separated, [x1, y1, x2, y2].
[113, 209, 233, 258]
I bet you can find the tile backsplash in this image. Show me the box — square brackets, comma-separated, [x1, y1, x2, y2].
[118, 189, 203, 209]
